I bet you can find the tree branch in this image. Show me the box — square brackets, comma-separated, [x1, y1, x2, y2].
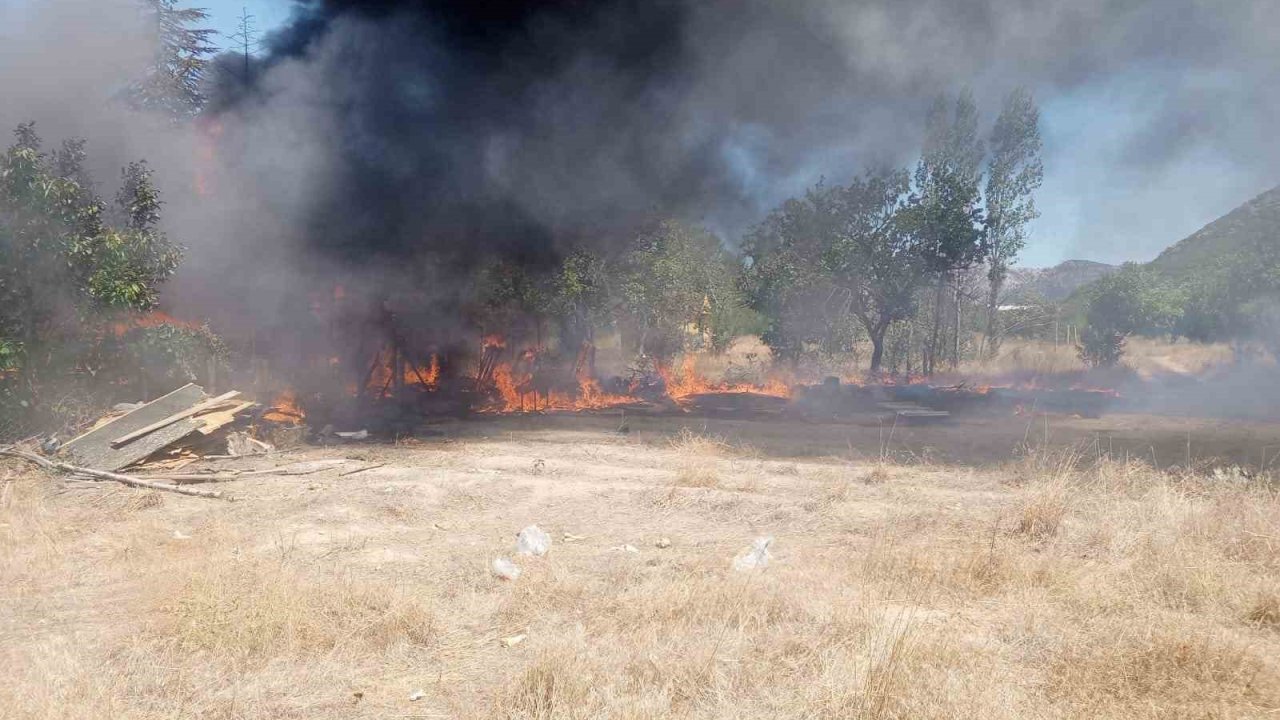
[0, 448, 226, 499]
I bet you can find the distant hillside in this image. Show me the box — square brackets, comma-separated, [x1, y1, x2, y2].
[1149, 185, 1280, 279]
[1006, 259, 1118, 302]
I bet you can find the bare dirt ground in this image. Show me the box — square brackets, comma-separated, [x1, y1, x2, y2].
[3, 412, 1279, 719]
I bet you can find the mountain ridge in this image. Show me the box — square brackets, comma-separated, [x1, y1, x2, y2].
[1006, 259, 1118, 302]
[1148, 185, 1280, 278]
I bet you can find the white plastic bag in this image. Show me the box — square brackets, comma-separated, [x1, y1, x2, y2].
[732, 536, 774, 571]
[492, 557, 521, 580]
[515, 525, 552, 556]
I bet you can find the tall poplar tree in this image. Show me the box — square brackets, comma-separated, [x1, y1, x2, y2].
[913, 90, 986, 374]
[982, 88, 1043, 357]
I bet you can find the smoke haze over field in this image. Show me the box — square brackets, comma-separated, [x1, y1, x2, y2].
[2, 0, 1279, 287]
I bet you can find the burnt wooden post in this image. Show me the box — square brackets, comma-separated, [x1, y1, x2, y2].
[392, 335, 404, 398]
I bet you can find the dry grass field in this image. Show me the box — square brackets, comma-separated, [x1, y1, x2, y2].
[955, 338, 1241, 384]
[2, 410, 1279, 720]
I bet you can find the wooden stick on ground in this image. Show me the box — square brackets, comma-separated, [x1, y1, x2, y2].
[199, 448, 300, 460]
[110, 391, 242, 448]
[0, 448, 226, 499]
[338, 462, 386, 477]
[131, 461, 346, 484]
[236, 463, 347, 477]
[130, 473, 241, 484]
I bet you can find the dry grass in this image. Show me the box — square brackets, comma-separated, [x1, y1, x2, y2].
[666, 427, 732, 457]
[1246, 586, 1280, 629]
[1124, 336, 1239, 375]
[1013, 478, 1071, 539]
[668, 428, 729, 488]
[1047, 625, 1275, 714]
[958, 337, 1237, 386]
[162, 560, 438, 660]
[968, 338, 1084, 377]
[2, 420, 1279, 719]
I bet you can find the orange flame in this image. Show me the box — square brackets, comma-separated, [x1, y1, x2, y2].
[478, 343, 634, 413]
[479, 348, 793, 413]
[263, 389, 305, 424]
[364, 350, 442, 396]
[415, 354, 441, 387]
[658, 356, 792, 403]
[111, 310, 199, 337]
[491, 363, 524, 411]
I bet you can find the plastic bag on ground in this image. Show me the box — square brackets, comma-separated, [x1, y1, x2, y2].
[492, 557, 521, 580]
[733, 536, 774, 571]
[515, 525, 552, 556]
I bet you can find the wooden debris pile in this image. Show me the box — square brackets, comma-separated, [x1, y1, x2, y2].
[0, 382, 298, 500]
[59, 383, 262, 472]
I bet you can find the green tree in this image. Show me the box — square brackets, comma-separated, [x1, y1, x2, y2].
[914, 91, 986, 374]
[0, 124, 182, 416]
[1078, 264, 1182, 367]
[472, 258, 553, 346]
[615, 219, 737, 361]
[114, 322, 228, 391]
[550, 250, 612, 371]
[982, 88, 1043, 357]
[1174, 265, 1245, 345]
[126, 1, 218, 120]
[744, 170, 930, 374]
[826, 168, 925, 373]
[741, 182, 844, 363]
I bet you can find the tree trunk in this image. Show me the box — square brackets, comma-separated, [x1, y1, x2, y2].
[926, 275, 947, 376]
[984, 275, 1003, 360]
[868, 322, 888, 374]
[952, 278, 962, 370]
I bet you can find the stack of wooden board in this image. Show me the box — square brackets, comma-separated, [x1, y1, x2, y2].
[60, 384, 257, 471]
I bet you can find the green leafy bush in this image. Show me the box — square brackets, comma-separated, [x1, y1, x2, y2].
[1078, 264, 1182, 367]
[116, 323, 229, 389]
[0, 124, 187, 434]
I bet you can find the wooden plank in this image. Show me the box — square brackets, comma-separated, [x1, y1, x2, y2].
[64, 384, 198, 447]
[196, 401, 257, 435]
[110, 391, 241, 448]
[62, 384, 207, 472]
